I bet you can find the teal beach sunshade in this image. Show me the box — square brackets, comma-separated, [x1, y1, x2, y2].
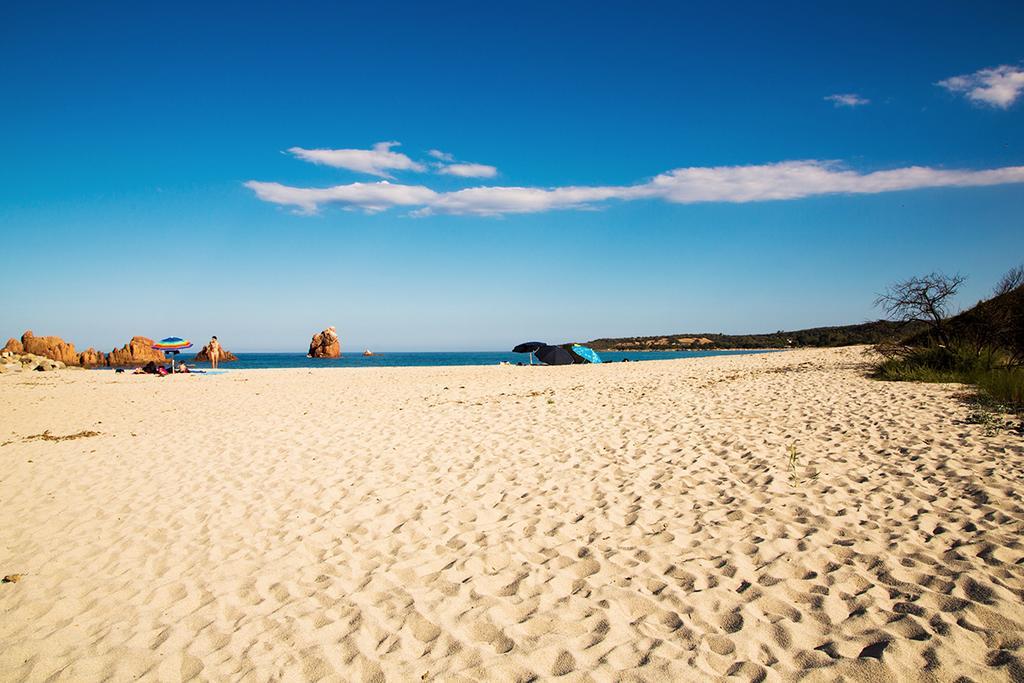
[571, 344, 603, 363]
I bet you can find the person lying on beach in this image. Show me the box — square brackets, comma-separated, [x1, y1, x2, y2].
[177, 363, 190, 373]
[133, 361, 168, 375]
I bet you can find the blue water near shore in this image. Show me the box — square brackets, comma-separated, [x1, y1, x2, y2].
[173, 349, 773, 370]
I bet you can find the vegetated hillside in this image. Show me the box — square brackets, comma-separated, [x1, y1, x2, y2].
[873, 281, 1024, 408]
[905, 285, 1024, 359]
[587, 320, 925, 351]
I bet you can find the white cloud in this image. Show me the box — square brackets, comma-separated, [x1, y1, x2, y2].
[247, 160, 1024, 216]
[244, 180, 437, 214]
[287, 142, 426, 177]
[645, 161, 1024, 203]
[937, 65, 1024, 108]
[437, 162, 499, 178]
[414, 185, 639, 216]
[825, 93, 869, 107]
[428, 149, 455, 161]
[428, 149, 499, 177]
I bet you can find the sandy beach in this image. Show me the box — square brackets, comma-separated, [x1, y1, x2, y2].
[1, 347, 1022, 682]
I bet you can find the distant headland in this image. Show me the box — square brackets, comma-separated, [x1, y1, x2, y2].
[586, 319, 926, 351]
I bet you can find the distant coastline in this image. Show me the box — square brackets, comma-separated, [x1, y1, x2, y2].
[586, 319, 924, 352]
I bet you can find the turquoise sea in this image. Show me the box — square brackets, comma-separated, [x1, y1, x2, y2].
[171, 349, 773, 370]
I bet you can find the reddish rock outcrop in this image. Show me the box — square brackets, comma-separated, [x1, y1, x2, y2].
[2, 332, 173, 367]
[20, 330, 79, 365]
[78, 348, 107, 367]
[194, 344, 238, 362]
[107, 336, 166, 366]
[308, 327, 341, 358]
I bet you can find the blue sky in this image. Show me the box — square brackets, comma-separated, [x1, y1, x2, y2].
[1, 2, 1022, 351]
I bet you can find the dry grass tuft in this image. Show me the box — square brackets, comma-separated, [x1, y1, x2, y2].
[23, 430, 102, 443]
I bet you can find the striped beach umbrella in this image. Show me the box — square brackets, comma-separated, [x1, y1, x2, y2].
[151, 337, 193, 372]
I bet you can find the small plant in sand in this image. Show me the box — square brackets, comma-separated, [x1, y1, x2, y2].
[786, 442, 817, 485]
[960, 392, 1023, 436]
[965, 410, 1003, 435]
[964, 406, 1018, 436]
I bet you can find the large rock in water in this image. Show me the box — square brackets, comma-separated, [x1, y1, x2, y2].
[194, 344, 238, 362]
[20, 330, 79, 365]
[107, 336, 166, 366]
[308, 327, 341, 358]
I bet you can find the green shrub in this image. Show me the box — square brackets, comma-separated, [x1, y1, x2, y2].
[873, 344, 996, 381]
[871, 268, 1024, 413]
[873, 345, 1023, 413]
[974, 368, 1024, 408]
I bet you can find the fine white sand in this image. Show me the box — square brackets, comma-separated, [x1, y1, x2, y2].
[1, 347, 1023, 681]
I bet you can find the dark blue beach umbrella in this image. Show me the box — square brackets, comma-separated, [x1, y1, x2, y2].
[535, 344, 574, 366]
[512, 341, 545, 365]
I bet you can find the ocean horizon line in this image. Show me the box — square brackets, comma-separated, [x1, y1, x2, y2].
[124, 348, 776, 370]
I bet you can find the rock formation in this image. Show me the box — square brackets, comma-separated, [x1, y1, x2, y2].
[308, 327, 341, 358]
[78, 348, 107, 367]
[2, 331, 169, 367]
[19, 331, 79, 365]
[194, 344, 238, 362]
[107, 336, 166, 366]
[0, 350, 68, 373]
[0, 350, 22, 373]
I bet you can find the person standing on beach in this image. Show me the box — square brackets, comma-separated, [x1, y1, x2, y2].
[208, 336, 221, 369]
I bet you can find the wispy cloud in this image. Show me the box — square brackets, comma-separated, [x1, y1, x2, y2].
[428, 149, 454, 161]
[287, 142, 426, 177]
[247, 158, 1024, 216]
[645, 161, 1024, 203]
[937, 64, 1024, 109]
[427, 149, 498, 177]
[285, 144, 499, 179]
[413, 185, 638, 217]
[825, 93, 869, 107]
[244, 180, 437, 215]
[437, 162, 499, 178]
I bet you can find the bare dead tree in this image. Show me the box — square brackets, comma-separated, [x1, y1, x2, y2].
[874, 272, 965, 345]
[994, 264, 1024, 297]
[989, 264, 1024, 365]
